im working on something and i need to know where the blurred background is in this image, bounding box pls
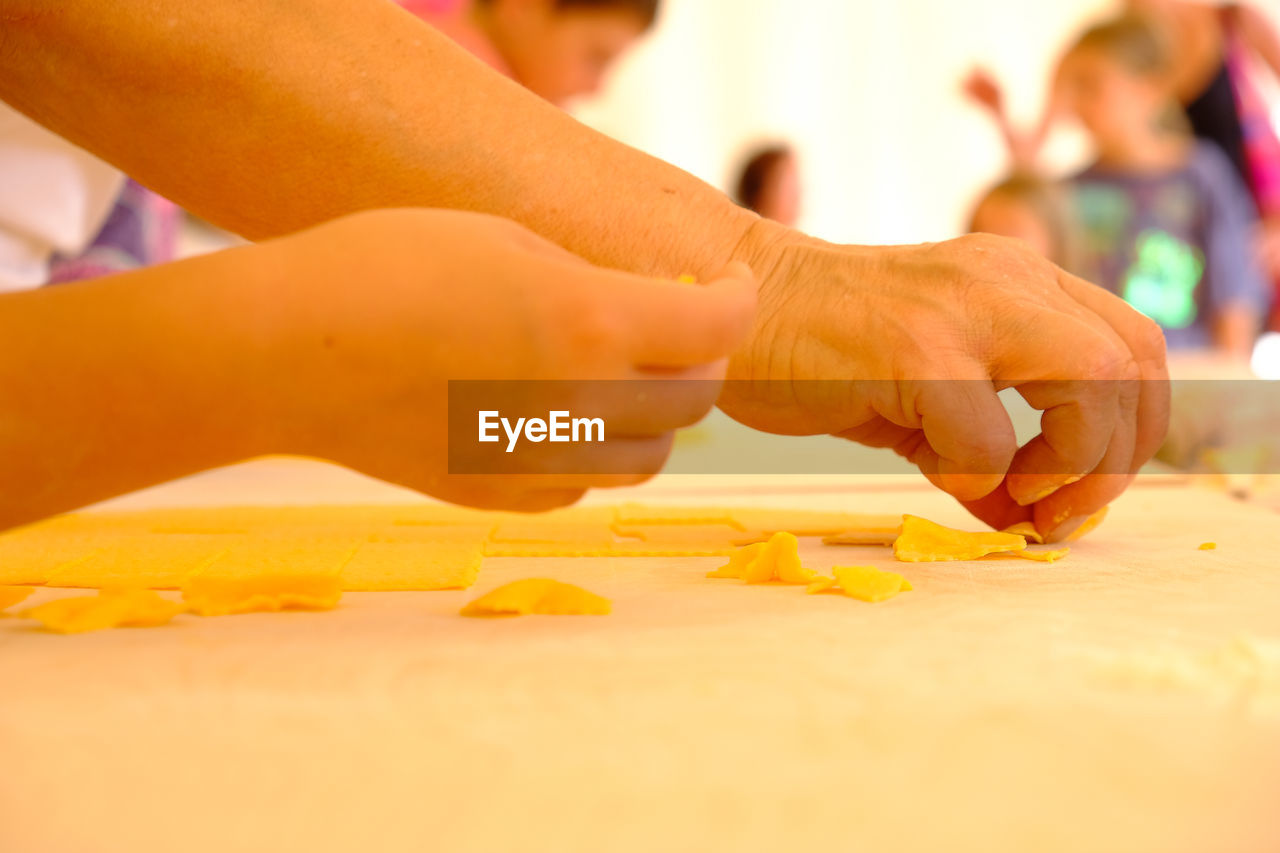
[572,0,1279,244]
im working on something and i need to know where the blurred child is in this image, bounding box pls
[1063,15,1268,356]
[968,172,1073,267]
[970,15,1269,358]
[970,2,1280,330]
[0,105,179,290]
[402,0,657,106]
[733,145,801,228]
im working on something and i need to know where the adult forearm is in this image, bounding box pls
[0,246,275,529]
[0,0,755,280]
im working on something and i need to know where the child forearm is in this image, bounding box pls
[1213,306,1262,361]
[0,0,755,282]
[0,245,277,530]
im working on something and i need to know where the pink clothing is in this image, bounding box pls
[396,0,514,79]
[1225,25,1280,217]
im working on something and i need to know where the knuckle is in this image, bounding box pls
[562,298,626,359]
[1076,337,1132,380]
[1133,315,1168,362]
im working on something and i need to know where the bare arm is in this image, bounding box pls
[0,244,275,528]
[962,65,1065,171]
[0,209,757,530]
[0,0,1171,539]
[0,0,754,281]
[1213,304,1262,361]
[1236,3,1280,82]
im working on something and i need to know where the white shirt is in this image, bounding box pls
[0,104,124,291]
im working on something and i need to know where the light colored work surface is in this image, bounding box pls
[3,460,1278,853]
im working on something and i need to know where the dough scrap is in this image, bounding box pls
[833,566,913,602]
[0,585,34,612]
[460,578,611,616]
[893,515,1026,562]
[805,576,838,595]
[1000,521,1045,545]
[707,542,764,578]
[22,588,185,634]
[178,540,358,612]
[1013,547,1071,563]
[707,533,820,584]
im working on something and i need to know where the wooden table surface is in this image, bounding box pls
[3,459,1278,853]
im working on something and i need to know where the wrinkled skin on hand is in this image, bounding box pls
[722,225,1170,542]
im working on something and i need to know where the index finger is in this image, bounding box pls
[1033,271,1170,539]
[1055,270,1170,466]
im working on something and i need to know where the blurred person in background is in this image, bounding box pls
[0,0,657,293]
[968,0,1280,329]
[0,109,179,290]
[967,172,1075,267]
[401,0,657,106]
[968,15,1268,359]
[733,144,802,227]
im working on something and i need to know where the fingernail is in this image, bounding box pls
[1047,514,1089,542]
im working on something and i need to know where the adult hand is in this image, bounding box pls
[257,209,757,512]
[721,224,1170,541]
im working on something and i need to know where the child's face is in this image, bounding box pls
[1060,48,1165,144]
[970,194,1055,260]
[489,2,648,106]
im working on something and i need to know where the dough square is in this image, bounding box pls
[45,535,232,589]
[339,541,484,590]
[0,535,108,585]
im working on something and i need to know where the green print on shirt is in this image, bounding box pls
[1122,229,1204,329]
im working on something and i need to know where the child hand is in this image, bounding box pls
[254,209,757,511]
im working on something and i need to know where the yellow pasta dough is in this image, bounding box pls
[182,572,344,617]
[614,504,739,528]
[460,579,611,616]
[834,566,913,602]
[1000,521,1045,545]
[706,533,820,584]
[340,541,483,590]
[0,585,34,612]
[22,588,186,634]
[821,527,901,546]
[805,567,913,602]
[1013,547,1071,563]
[893,515,1027,562]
